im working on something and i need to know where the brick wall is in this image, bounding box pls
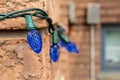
[0,0,66,80]
[66,0,120,80]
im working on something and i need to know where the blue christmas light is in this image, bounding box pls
[50,30,60,62]
[59,40,80,54]
[59,40,66,47]
[25,15,42,54]
[50,44,60,62]
[59,27,65,32]
[58,30,80,54]
[65,41,80,54]
[27,30,42,53]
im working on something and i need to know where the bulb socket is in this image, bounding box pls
[25,15,37,31]
[58,31,70,43]
[52,30,59,44]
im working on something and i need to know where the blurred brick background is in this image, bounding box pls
[64,0,120,80]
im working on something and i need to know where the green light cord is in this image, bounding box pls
[0,8,56,34]
[0,12,48,19]
[58,31,70,43]
[31,11,47,16]
[0,8,48,20]
[0,13,30,18]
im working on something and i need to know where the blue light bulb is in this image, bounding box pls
[60,27,65,33]
[59,40,66,47]
[58,27,80,54]
[27,30,42,53]
[65,41,80,54]
[50,44,60,62]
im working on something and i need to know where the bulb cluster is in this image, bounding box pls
[0,8,80,62]
[49,25,80,62]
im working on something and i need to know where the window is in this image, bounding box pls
[101,24,120,71]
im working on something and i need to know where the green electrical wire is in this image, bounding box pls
[0,8,48,20]
[0,8,55,34]
[0,12,47,19]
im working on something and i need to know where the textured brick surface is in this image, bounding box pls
[0,37,49,80]
[0,0,64,80]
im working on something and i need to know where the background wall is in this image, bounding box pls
[0,0,68,80]
[66,0,120,80]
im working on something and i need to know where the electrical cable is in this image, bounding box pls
[0,8,54,34]
[0,8,48,20]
